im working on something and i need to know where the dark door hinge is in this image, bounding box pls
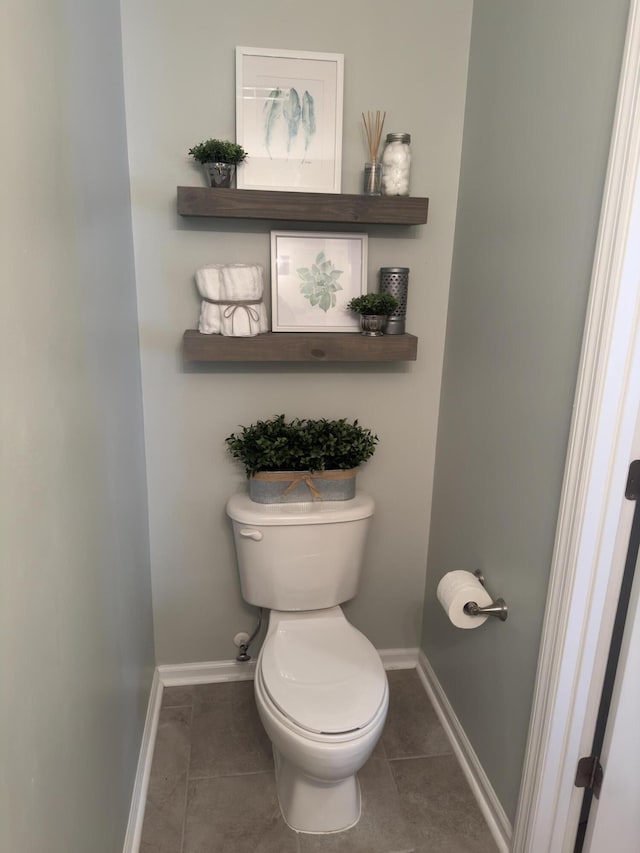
[575,755,604,799]
[625,460,640,500]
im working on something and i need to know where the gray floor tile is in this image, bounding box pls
[298,758,414,853]
[139,772,187,853]
[140,706,192,852]
[191,678,253,707]
[183,772,299,853]
[150,706,192,778]
[390,755,498,853]
[143,669,500,853]
[189,681,273,777]
[162,685,194,708]
[382,670,452,759]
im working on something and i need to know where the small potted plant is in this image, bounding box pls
[188,138,248,188]
[346,292,399,336]
[226,414,378,503]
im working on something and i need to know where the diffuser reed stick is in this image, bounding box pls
[362,110,386,165]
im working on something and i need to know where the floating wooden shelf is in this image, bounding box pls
[177,187,428,226]
[179,187,424,365]
[183,330,418,363]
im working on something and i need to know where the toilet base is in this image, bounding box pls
[273,746,361,834]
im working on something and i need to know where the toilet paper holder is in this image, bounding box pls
[463,571,508,622]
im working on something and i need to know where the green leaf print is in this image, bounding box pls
[297,252,344,313]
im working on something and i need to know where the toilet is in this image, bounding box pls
[226,492,388,834]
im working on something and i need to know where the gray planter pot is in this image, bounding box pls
[359,314,388,336]
[249,469,357,503]
[203,162,236,188]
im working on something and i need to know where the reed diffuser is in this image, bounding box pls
[362,110,386,195]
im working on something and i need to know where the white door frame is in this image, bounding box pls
[583,464,640,848]
[512,0,640,849]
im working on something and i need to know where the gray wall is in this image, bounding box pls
[120,0,473,664]
[0,1,154,851]
[421,0,630,822]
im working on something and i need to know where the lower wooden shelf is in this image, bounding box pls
[182,330,418,362]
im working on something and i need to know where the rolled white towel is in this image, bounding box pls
[198,300,221,334]
[219,301,269,336]
[220,264,263,299]
[195,265,223,300]
[256,301,269,334]
[220,265,267,336]
[194,263,269,336]
[196,265,223,334]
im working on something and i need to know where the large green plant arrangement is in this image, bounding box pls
[188,138,248,165]
[226,414,378,477]
[346,293,398,316]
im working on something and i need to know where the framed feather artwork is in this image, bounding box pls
[235,47,344,193]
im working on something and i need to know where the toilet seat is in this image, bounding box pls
[259,613,386,735]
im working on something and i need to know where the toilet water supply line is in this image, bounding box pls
[236,607,264,662]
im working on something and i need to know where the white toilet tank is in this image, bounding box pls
[226,493,375,611]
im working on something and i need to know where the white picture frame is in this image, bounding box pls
[236,46,344,193]
[270,231,367,332]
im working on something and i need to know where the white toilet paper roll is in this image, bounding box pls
[437,570,494,629]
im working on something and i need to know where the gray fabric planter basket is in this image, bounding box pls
[249,469,357,504]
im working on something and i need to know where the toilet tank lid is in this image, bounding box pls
[226,492,374,526]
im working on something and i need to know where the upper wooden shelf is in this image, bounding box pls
[183,330,418,363]
[177,187,429,226]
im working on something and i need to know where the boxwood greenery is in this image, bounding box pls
[346,293,398,316]
[188,138,248,165]
[226,414,378,477]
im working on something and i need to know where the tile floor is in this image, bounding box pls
[140,669,498,853]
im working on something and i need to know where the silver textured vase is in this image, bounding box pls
[380,267,409,334]
[360,315,387,336]
[203,162,236,188]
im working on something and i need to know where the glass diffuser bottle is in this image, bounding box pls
[362,110,386,195]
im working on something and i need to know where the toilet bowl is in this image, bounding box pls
[225,492,388,833]
[254,608,388,833]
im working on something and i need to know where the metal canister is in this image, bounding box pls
[379,267,410,334]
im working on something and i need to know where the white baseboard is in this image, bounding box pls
[158,658,256,686]
[157,647,419,687]
[378,647,419,669]
[416,650,512,853]
[122,668,163,853]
